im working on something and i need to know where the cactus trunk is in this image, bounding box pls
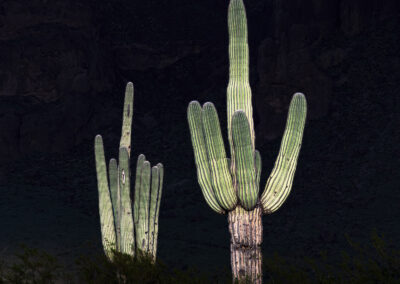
[228,206,263,284]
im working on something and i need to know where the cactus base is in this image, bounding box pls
[228,205,263,283]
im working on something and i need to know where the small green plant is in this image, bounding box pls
[94,82,164,262]
[187,1,306,283]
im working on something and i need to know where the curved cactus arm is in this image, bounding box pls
[108,158,121,251]
[120,82,134,155]
[118,146,135,256]
[260,93,307,214]
[187,101,225,214]
[202,102,237,211]
[255,150,261,191]
[135,160,151,253]
[152,163,163,260]
[94,135,116,260]
[227,0,255,169]
[231,110,258,210]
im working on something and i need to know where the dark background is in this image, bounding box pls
[0,0,399,276]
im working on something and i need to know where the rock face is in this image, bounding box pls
[0,0,114,160]
[253,0,399,142]
[0,0,210,162]
[0,0,399,161]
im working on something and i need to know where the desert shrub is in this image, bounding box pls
[0,229,399,283]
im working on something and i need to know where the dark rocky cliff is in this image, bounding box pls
[1,0,398,159]
[0,0,399,275]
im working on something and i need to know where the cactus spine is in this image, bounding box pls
[94,82,164,262]
[187,0,307,283]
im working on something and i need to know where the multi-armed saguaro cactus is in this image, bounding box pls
[94,82,164,262]
[187,1,307,283]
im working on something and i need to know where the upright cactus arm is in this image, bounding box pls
[231,110,258,210]
[108,158,121,251]
[94,135,117,259]
[133,154,164,260]
[202,102,237,210]
[151,163,163,260]
[135,158,151,252]
[261,93,307,214]
[227,0,255,160]
[118,146,135,255]
[120,82,134,155]
[255,150,261,192]
[187,101,225,214]
[148,163,163,260]
[134,154,146,225]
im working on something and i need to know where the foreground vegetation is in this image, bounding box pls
[0,229,399,284]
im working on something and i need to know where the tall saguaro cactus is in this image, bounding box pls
[94,82,164,262]
[187,1,307,283]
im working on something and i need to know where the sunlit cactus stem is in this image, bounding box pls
[94,134,117,260]
[134,155,164,258]
[94,82,163,262]
[187,0,307,283]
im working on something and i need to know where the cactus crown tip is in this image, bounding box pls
[119,146,129,151]
[293,92,305,97]
[203,101,215,108]
[188,100,200,110]
[233,109,246,115]
[95,135,103,143]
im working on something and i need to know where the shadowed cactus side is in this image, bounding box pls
[187,0,307,283]
[94,82,164,262]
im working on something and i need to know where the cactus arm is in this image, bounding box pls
[120,82,134,155]
[148,164,163,260]
[231,110,258,210]
[152,163,163,260]
[187,101,225,214]
[94,135,116,259]
[202,102,237,210]
[227,0,255,166]
[136,160,151,253]
[108,158,121,251]
[255,150,261,190]
[134,154,146,226]
[260,93,307,213]
[148,165,159,255]
[118,146,135,255]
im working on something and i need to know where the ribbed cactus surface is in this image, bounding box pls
[94,135,116,260]
[94,82,163,262]
[188,0,307,217]
[260,93,306,213]
[134,154,164,256]
[187,0,307,282]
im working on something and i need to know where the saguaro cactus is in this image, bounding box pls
[187,1,307,283]
[94,82,164,262]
